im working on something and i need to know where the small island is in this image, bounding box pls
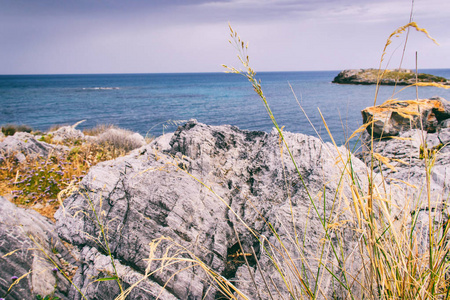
[332,68,450,85]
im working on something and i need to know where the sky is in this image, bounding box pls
[0,0,449,74]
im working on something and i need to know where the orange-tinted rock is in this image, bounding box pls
[361,97,450,137]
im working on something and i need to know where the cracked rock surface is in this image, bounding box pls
[56,120,370,299]
[0,132,68,163]
[0,196,74,299]
[360,127,450,198]
[361,97,450,137]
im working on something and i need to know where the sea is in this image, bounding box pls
[1,69,450,150]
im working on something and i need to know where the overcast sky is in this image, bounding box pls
[1,0,449,74]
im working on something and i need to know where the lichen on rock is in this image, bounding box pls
[361,96,450,137]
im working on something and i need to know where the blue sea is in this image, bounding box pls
[1,70,450,149]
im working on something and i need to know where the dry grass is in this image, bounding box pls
[134,22,450,299]
[83,124,117,136]
[4,18,449,300]
[94,127,146,156]
[0,125,144,219]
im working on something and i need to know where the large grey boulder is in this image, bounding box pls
[56,120,371,299]
[0,132,68,163]
[67,246,178,300]
[0,196,75,299]
[433,96,450,121]
[442,119,450,128]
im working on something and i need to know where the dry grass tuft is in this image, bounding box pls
[83,124,117,136]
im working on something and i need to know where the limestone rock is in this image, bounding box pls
[68,246,178,300]
[49,125,85,143]
[360,127,450,197]
[150,132,173,151]
[0,132,68,163]
[56,120,370,299]
[441,118,450,128]
[432,96,450,121]
[361,98,450,137]
[0,196,74,299]
[358,127,450,259]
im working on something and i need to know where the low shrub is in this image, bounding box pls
[95,127,146,156]
[83,124,116,136]
[1,124,33,136]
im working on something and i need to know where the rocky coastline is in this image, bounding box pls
[1,97,450,299]
[333,68,450,85]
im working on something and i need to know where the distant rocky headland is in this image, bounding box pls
[333,68,450,85]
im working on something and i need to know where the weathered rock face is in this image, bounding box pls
[0,132,68,163]
[49,125,85,143]
[332,69,366,84]
[361,97,450,137]
[358,125,450,257]
[442,119,450,128]
[359,96,450,214]
[55,120,369,299]
[0,196,75,299]
[333,68,450,85]
[361,127,450,197]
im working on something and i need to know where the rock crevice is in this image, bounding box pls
[54,120,367,299]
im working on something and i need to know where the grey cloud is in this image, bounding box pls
[0,0,232,16]
[0,0,448,74]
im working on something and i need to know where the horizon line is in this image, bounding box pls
[1,67,450,76]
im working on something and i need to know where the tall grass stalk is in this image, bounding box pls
[220,22,449,299]
[112,22,450,299]
[35,22,449,300]
[83,191,124,294]
[27,233,88,300]
[132,22,450,298]
[224,25,361,298]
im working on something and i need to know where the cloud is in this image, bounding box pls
[0,0,448,74]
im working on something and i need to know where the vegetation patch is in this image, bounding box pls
[0,125,146,219]
[1,124,33,136]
